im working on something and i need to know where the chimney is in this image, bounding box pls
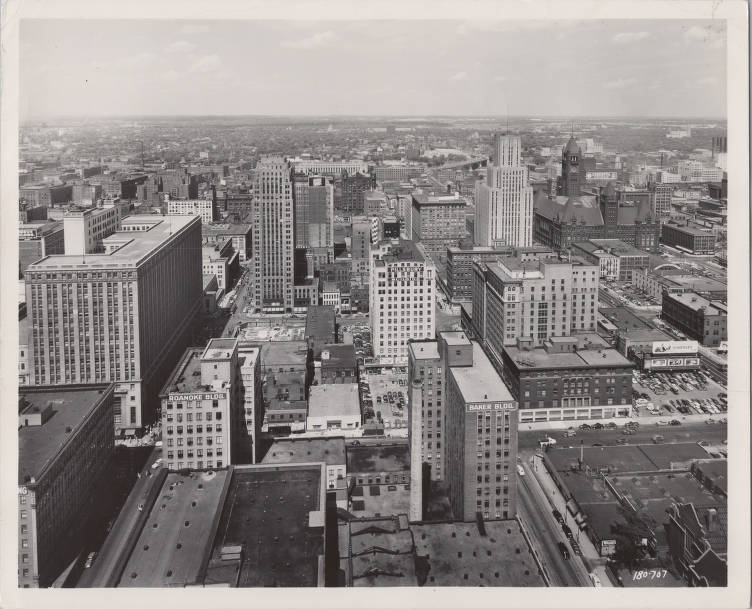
[705,508,717,532]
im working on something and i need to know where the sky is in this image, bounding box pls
[20,19,727,119]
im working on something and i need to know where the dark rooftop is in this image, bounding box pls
[262,437,346,467]
[376,239,426,264]
[205,464,325,587]
[305,306,336,348]
[346,440,410,474]
[320,343,357,369]
[599,307,656,332]
[260,341,309,367]
[19,385,112,485]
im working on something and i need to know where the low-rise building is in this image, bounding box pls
[202,222,252,261]
[501,333,633,423]
[321,281,341,313]
[18,220,65,275]
[18,384,115,588]
[202,239,239,291]
[662,292,727,347]
[665,503,727,587]
[571,239,650,282]
[261,372,307,435]
[661,222,716,255]
[167,197,215,224]
[316,344,358,385]
[307,384,361,432]
[305,305,336,359]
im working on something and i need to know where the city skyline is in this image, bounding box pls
[21,19,727,120]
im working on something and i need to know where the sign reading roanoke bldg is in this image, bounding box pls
[168,392,226,402]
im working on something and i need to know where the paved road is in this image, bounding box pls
[77,449,163,587]
[519,421,727,451]
[517,470,589,587]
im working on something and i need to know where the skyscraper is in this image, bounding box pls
[293,174,334,269]
[252,157,295,313]
[24,215,203,433]
[474,134,533,248]
[370,239,435,363]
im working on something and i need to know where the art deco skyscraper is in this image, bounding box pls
[474,134,533,248]
[252,157,295,313]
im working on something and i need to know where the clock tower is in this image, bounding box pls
[558,136,582,197]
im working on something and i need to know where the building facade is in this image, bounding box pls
[445,245,512,302]
[474,134,534,248]
[501,335,633,423]
[63,206,122,255]
[160,338,249,470]
[167,198,215,225]
[24,215,203,433]
[370,240,435,363]
[446,342,518,521]
[411,192,467,251]
[18,221,65,275]
[661,222,717,255]
[293,159,369,176]
[662,292,727,347]
[18,384,115,588]
[471,255,599,367]
[340,172,375,214]
[293,174,334,268]
[252,157,295,313]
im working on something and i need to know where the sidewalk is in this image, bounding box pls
[524,453,613,587]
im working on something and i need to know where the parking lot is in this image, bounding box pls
[358,365,409,430]
[338,321,373,364]
[602,280,660,308]
[632,368,728,418]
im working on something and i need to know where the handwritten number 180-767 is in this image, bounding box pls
[632,569,668,581]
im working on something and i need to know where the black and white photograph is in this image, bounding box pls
[1,1,749,608]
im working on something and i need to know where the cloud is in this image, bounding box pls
[612,31,650,44]
[683,24,725,49]
[449,71,467,82]
[281,30,336,49]
[121,52,157,69]
[189,54,222,74]
[167,40,196,54]
[457,20,580,36]
[604,77,638,89]
[179,23,210,35]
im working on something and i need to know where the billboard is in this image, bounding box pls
[644,357,700,370]
[652,340,699,355]
[168,392,226,402]
[601,539,617,556]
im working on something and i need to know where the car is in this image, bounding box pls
[562,524,573,539]
[579,423,591,430]
[705,418,716,425]
[699,440,709,447]
[557,541,571,560]
[592,443,603,447]
[617,438,627,445]
[151,458,163,469]
[517,464,525,477]
[670,419,681,426]
[606,422,617,429]
[652,435,665,444]
[656,420,669,426]
[570,541,582,556]
[592,423,604,430]
[84,551,97,569]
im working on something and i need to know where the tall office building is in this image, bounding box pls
[474,134,533,248]
[24,215,203,433]
[160,338,252,470]
[351,218,372,284]
[649,182,673,217]
[293,174,334,268]
[18,384,115,588]
[445,340,518,521]
[252,157,295,313]
[370,240,435,363]
[471,254,599,365]
[341,172,374,215]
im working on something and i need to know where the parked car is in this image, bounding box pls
[84,551,97,569]
[557,541,571,560]
[670,419,682,426]
[579,423,591,430]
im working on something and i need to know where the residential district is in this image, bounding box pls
[17,117,729,589]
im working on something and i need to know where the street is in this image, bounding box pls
[517,468,591,587]
[518,420,727,451]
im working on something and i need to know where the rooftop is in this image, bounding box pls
[663,222,715,236]
[599,307,656,332]
[161,348,205,395]
[308,384,360,418]
[578,239,649,257]
[440,331,472,347]
[260,340,309,366]
[118,470,229,588]
[377,239,426,264]
[19,385,112,485]
[262,437,346,467]
[449,343,515,404]
[667,291,726,314]
[204,464,325,587]
[346,439,410,473]
[202,338,237,360]
[409,340,440,361]
[28,215,199,270]
[320,344,357,369]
